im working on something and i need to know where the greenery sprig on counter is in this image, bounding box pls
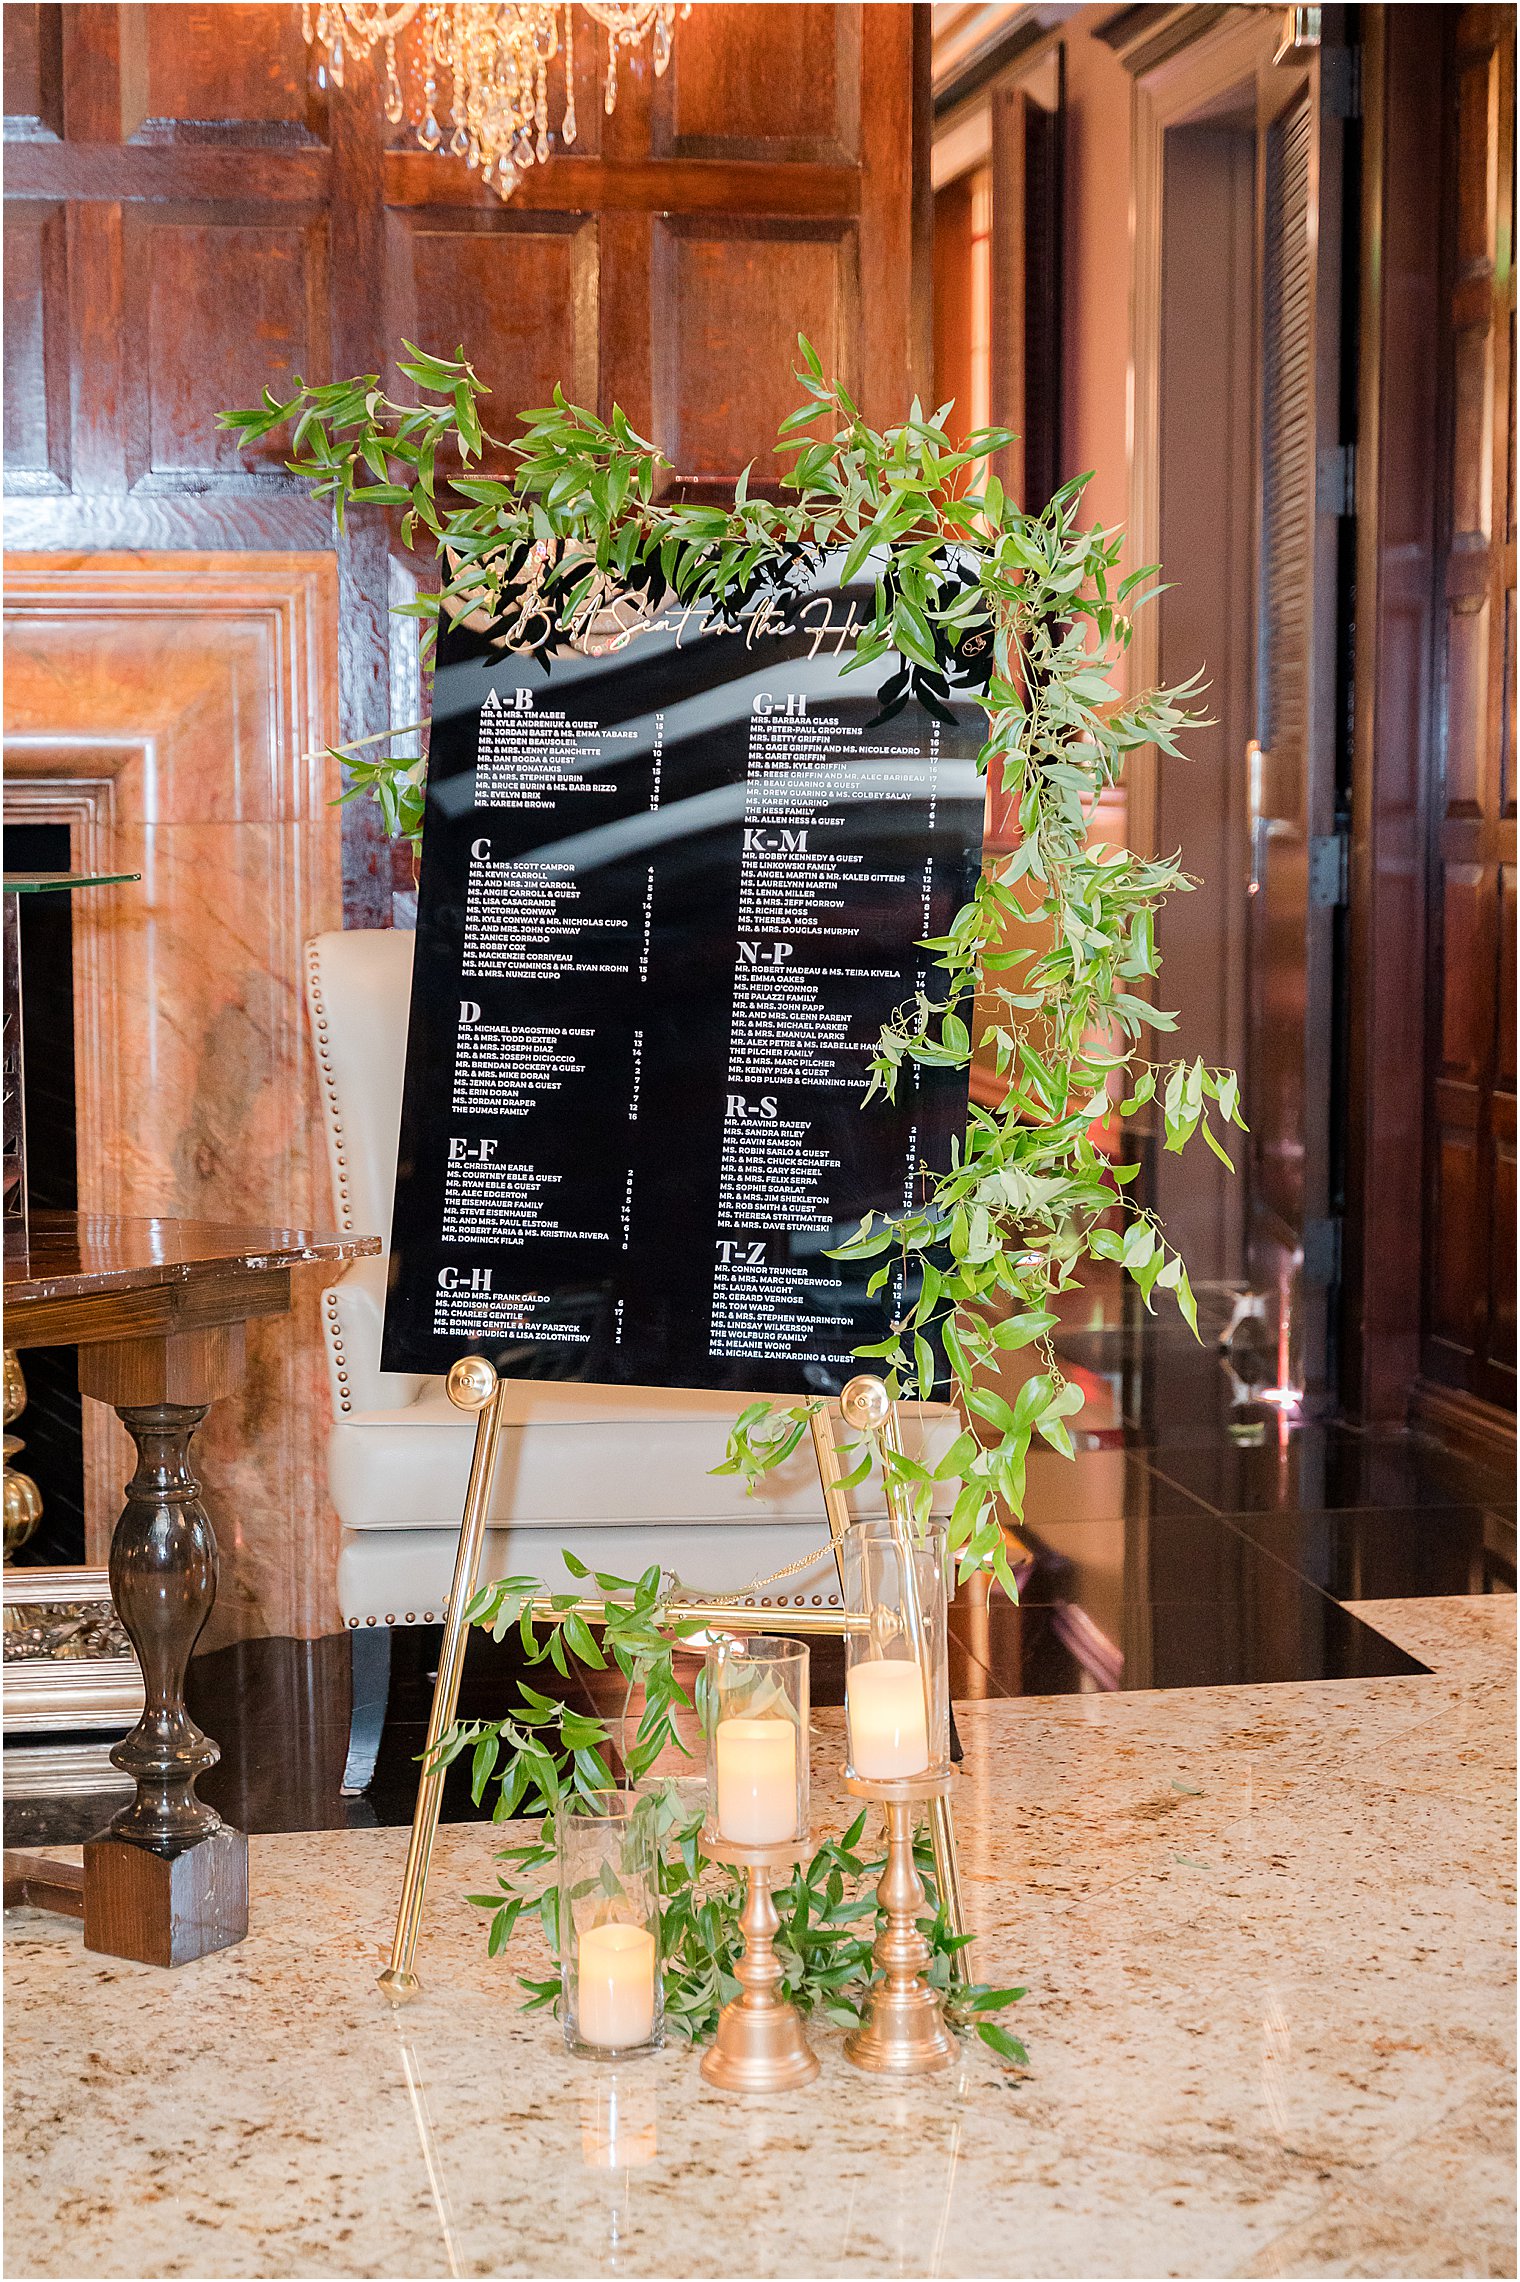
[223,337,1241,1588]
[496,1794,1028,2065]
[435,1553,1026,2063]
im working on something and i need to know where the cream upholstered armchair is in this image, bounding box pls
[304,928,962,1791]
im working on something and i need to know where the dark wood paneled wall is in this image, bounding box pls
[1345,4,1516,1438]
[4,1,926,922]
[1420,2,1516,1423]
[1343,5,1444,1423]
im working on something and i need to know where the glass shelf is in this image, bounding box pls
[3,873,141,895]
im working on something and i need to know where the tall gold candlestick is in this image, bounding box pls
[700,1835,819,2093]
[843,1768,958,2074]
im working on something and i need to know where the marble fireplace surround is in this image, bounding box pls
[3,550,347,1646]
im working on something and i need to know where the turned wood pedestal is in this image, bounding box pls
[3,1214,378,1966]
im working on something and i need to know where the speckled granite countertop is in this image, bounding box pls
[5,1595,1514,2280]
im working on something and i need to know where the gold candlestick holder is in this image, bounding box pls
[843,1767,959,2075]
[700,1834,819,2093]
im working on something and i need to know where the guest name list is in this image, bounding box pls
[382,584,984,1394]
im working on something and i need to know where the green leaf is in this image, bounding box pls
[967,1384,1015,1433]
[967,1983,1027,2012]
[562,1612,605,1668]
[991,1308,1059,1349]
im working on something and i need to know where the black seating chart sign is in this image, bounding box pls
[381,572,986,1395]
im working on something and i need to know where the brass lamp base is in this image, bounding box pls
[700,1834,819,2094]
[4,1350,43,1560]
[843,1768,959,2075]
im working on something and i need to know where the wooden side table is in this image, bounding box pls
[3,1212,379,1966]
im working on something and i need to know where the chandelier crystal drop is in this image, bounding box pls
[301,2,689,200]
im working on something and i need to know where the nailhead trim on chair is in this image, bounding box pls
[304,939,354,1235]
[308,945,361,1420]
[740,1596,843,1610]
[323,1291,354,1416]
[350,1611,443,1627]
[343,1591,846,1631]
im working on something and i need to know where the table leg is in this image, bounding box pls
[81,1393,248,1966]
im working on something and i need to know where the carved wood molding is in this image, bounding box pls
[1409,1376,1518,1466]
[1099,6,1233,77]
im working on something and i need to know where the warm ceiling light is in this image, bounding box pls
[301,3,689,201]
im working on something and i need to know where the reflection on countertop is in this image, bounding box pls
[5,1594,1514,2280]
[4,1288,1513,1851]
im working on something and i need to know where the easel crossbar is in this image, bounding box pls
[526,1594,869,1634]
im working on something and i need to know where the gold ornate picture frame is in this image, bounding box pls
[2,1565,143,1736]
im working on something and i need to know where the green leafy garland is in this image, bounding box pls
[225,341,1237,2049]
[224,336,1239,1594]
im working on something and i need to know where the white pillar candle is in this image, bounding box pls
[714,1715,798,1843]
[577,1922,657,2049]
[847,1658,931,1778]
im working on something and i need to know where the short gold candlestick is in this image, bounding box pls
[700,1835,819,2093]
[843,1768,958,2075]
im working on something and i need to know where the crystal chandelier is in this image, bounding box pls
[301,4,689,201]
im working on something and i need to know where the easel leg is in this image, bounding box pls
[379,1359,509,2004]
[928,1791,966,1953]
[808,1403,853,1589]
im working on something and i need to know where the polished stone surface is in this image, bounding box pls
[3,1439,1507,1857]
[5,1594,1513,2279]
[8,1429,1507,1847]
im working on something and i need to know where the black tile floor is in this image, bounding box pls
[4,1305,1513,1843]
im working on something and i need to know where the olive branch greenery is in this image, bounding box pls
[223,336,1237,2049]
[222,332,1240,1595]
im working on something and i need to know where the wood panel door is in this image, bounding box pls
[1420,3,1517,1423]
[929,44,1062,513]
[3,2,926,923]
[1242,38,1351,1409]
[1152,111,1256,1288]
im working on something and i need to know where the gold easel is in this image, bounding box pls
[378,1359,968,2002]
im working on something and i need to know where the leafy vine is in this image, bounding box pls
[224,336,1240,1596]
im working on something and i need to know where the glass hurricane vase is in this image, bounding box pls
[840,1517,950,1782]
[558,1792,664,2061]
[703,1633,810,1849]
